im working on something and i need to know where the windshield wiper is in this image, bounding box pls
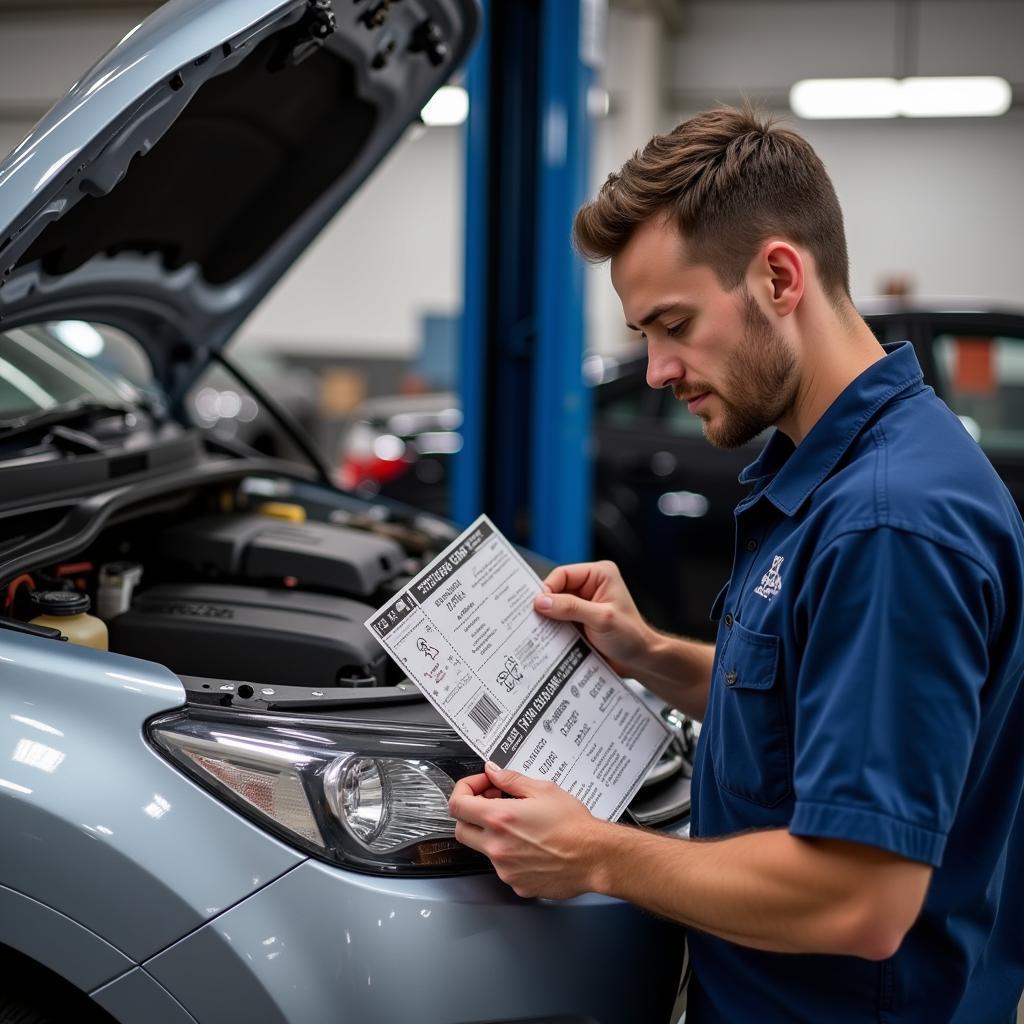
[0,397,139,441]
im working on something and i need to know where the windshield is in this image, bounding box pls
[0,322,156,422]
[0,320,321,466]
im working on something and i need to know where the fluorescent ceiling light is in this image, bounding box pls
[790,76,1012,119]
[900,76,1011,117]
[420,86,469,127]
[791,78,900,119]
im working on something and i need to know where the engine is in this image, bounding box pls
[1,479,461,693]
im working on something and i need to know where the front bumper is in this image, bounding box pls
[128,858,685,1024]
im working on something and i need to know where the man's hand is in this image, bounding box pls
[448,762,605,899]
[534,560,715,720]
[533,561,656,678]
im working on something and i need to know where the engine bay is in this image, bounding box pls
[1,474,459,694]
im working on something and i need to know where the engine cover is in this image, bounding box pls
[158,515,405,598]
[109,583,389,688]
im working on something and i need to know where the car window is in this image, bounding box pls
[866,318,911,345]
[187,358,314,464]
[593,362,662,430]
[599,389,650,428]
[0,321,157,419]
[932,332,1024,454]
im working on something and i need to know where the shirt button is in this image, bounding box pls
[724,613,733,627]
[746,539,758,552]
[725,670,738,685]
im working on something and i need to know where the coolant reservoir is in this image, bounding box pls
[96,561,143,621]
[29,591,109,651]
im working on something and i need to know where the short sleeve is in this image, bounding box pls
[788,527,996,866]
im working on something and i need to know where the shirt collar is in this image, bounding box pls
[738,341,925,516]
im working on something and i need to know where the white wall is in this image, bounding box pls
[798,113,1024,303]
[663,0,1024,305]
[0,12,142,164]
[586,5,665,358]
[237,124,464,358]
[666,0,1023,96]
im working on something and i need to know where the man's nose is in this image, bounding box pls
[646,342,682,391]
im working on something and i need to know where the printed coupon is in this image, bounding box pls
[364,514,672,821]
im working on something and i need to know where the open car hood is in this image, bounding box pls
[0,0,477,401]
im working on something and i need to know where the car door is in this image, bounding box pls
[915,313,1024,514]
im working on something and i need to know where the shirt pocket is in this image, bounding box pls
[711,619,792,808]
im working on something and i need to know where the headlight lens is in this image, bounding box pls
[148,708,487,875]
[338,758,387,846]
[328,757,456,854]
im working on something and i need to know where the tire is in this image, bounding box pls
[0,964,113,1024]
[0,993,64,1024]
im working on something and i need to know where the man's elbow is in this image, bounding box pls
[847,921,911,962]
[808,841,932,961]
[835,898,920,961]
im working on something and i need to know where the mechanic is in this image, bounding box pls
[448,106,1024,1022]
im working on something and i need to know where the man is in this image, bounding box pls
[448,106,1024,1022]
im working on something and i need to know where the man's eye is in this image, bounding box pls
[666,320,689,338]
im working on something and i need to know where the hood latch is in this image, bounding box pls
[269,0,337,71]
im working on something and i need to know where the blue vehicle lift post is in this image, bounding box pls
[453,0,596,565]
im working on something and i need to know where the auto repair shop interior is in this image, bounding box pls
[0,1,1022,1022]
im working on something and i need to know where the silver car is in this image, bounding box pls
[0,2,690,1021]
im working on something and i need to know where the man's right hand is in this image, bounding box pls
[533,561,657,678]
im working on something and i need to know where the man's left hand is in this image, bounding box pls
[448,762,603,899]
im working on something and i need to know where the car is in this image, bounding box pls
[0,2,692,1023]
[340,301,1024,638]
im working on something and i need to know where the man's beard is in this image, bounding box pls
[678,290,799,449]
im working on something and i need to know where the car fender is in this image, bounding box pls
[0,882,133,991]
[0,630,304,964]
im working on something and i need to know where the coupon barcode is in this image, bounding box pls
[468,692,501,733]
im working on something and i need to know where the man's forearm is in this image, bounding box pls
[628,631,714,720]
[583,823,929,960]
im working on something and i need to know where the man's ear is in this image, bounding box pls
[752,240,804,317]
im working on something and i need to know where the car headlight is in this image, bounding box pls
[148,708,488,875]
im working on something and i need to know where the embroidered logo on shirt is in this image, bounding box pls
[754,555,784,600]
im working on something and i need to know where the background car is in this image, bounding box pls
[339,301,1024,636]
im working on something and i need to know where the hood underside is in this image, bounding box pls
[0,0,477,399]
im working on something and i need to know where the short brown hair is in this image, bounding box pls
[573,105,850,301]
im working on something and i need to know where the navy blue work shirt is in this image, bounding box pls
[686,342,1024,1023]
